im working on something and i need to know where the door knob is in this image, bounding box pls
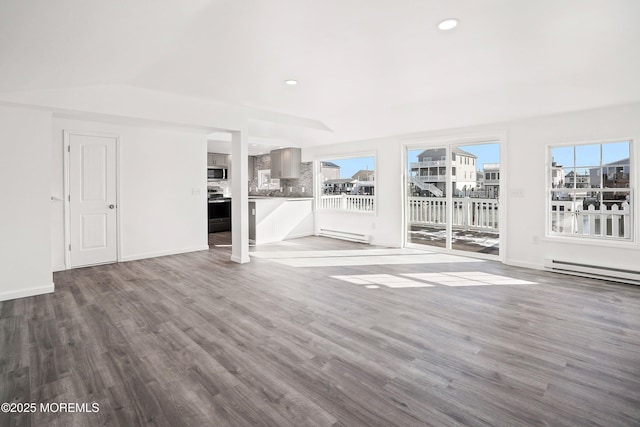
[109,204,115,209]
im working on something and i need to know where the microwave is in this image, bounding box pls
[208,167,228,180]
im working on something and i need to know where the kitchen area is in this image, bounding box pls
[207,147,314,247]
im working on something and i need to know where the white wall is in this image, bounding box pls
[0,106,53,301]
[52,118,208,269]
[305,103,640,271]
[505,104,640,270]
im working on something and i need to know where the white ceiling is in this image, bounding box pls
[2,0,640,148]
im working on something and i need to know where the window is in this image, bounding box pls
[549,140,632,240]
[257,170,279,190]
[318,155,375,212]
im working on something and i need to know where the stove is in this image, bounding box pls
[208,192,231,232]
[208,188,225,199]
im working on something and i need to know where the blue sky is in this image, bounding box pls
[408,142,500,171]
[328,157,375,179]
[325,141,628,178]
[456,143,500,169]
[551,141,629,168]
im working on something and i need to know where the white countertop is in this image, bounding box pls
[248,197,313,201]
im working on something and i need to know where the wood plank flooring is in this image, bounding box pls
[1,235,640,426]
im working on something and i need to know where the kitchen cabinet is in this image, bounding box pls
[207,153,229,167]
[270,147,301,179]
[249,201,256,241]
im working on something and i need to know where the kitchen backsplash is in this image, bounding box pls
[249,154,313,198]
[207,180,232,197]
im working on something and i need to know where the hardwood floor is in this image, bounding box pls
[1,236,640,426]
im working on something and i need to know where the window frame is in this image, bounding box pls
[546,139,634,244]
[315,152,377,215]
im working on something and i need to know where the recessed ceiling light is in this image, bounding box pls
[438,18,458,31]
[284,79,298,86]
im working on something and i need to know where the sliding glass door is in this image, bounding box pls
[406,141,501,257]
[406,146,448,248]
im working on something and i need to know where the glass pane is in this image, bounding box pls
[451,143,499,255]
[575,144,600,168]
[550,190,572,202]
[550,163,565,188]
[580,192,600,211]
[602,191,631,209]
[576,167,597,188]
[603,165,630,188]
[407,147,447,248]
[551,146,574,168]
[318,156,375,211]
[562,168,574,188]
[550,191,579,235]
[601,191,631,238]
[551,190,573,205]
[602,141,630,165]
[574,191,599,237]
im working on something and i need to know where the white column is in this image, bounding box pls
[230,130,250,263]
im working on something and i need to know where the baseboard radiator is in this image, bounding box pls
[318,229,370,244]
[544,259,640,285]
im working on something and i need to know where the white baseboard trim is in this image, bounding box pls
[504,259,544,270]
[52,264,66,272]
[0,283,55,302]
[120,245,210,262]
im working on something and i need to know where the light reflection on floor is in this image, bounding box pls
[251,248,427,259]
[403,272,537,287]
[332,272,537,289]
[251,246,535,288]
[331,274,435,288]
[250,249,485,267]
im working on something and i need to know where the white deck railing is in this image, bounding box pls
[550,201,630,239]
[414,175,447,182]
[410,160,446,168]
[408,197,499,230]
[319,195,630,238]
[319,194,375,212]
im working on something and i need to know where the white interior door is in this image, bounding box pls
[67,132,118,268]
